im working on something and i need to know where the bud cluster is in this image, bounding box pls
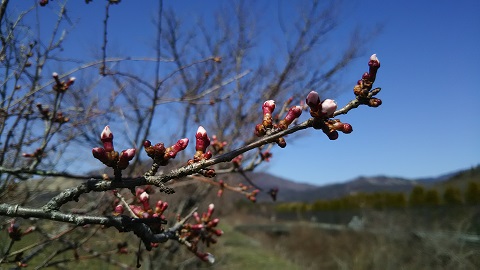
[353,54,382,107]
[187,126,215,177]
[144,138,189,166]
[52,72,75,93]
[305,91,338,119]
[231,154,243,168]
[92,126,136,173]
[210,135,227,154]
[215,180,260,202]
[7,220,35,241]
[255,100,302,148]
[113,188,168,235]
[179,204,222,263]
[305,91,352,140]
[260,151,273,162]
[36,104,69,124]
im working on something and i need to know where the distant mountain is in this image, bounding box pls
[283,176,417,202]
[247,165,479,203]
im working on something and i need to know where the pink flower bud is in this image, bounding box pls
[306,91,321,111]
[167,138,189,158]
[195,126,210,152]
[321,99,337,118]
[203,150,212,159]
[193,212,201,223]
[191,224,204,230]
[204,253,215,264]
[92,147,107,162]
[213,229,223,237]
[138,191,149,202]
[369,54,380,67]
[368,98,382,107]
[114,204,124,216]
[117,148,136,169]
[362,72,370,80]
[144,140,151,147]
[368,54,380,78]
[155,201,168,215]
[101,126,114,152]
[283,106,302,125]
[262,100,275,115]
[209,218,220,227]
[206,203,215,219]
[342,123,353,134]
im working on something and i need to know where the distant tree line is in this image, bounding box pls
[276,182,480,212]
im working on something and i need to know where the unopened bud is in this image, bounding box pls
[114,204,124,216]
[117,148,136,169]
[282,106,302,127]
[100,126,114,152]
[368,98,382,107]
[342,123,353,134]
[276,137,287,148]
[262,100,276,115]
[195,126,210,152]
[306,91,321,111]
[321,99,337,118]
[327,130,339,140]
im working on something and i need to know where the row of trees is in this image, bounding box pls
[276,182,480,212]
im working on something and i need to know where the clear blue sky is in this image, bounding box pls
[14,1,480,185]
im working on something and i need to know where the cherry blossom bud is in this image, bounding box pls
[368,54,381,79]
[362,72,370,81]
[209,218,220,227]
[276,137,286,148]
[114,204,124,216]
[203,150,213,159]
[327,130,339,140]
[204,253,215,264]
[155,201,168,215]
[254,124,266,137]
[212,229,224,237]
[321,99,337,118]
[144,140,151,147]
[167,138,189,158]
[342,123,353,134]
[92,147,107,162]
[193,212,201,223]
[306,91,321,111]
[368,98,382,107]
[206,203,215,219]
[130,205,149,218]
[100,126,114,152]
[117,148,136,169]
[262,100,275,115]
[138,191,149,202]
[195,126,210,152]
[369,54,380,68]
[66,77,76,87]
[280,106,302,129]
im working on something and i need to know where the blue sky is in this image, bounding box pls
[267,0,480,184]
[12,1,480,185]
